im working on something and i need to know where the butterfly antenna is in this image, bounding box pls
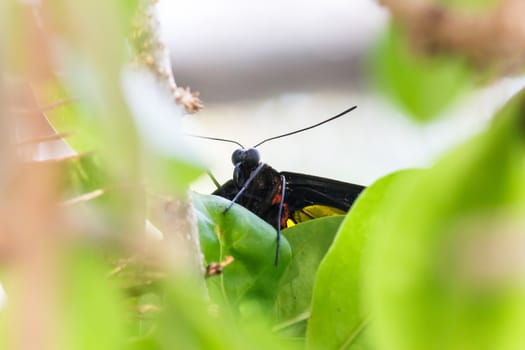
[186,134,245,149]
[252,105,357,148]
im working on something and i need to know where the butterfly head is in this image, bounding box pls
[232,148,260,167]
[232,148,261,186]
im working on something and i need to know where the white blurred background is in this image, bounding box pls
[158,0,523,192]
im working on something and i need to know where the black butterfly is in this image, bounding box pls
[193,106,365,265]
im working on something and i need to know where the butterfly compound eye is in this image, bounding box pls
[244,148,260,166]
[231,149,244,165]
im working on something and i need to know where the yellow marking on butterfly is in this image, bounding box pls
[288,205,346,227]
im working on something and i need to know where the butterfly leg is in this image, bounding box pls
[223,162,265,213]
[275,174,286,266]
[207,171,221,189]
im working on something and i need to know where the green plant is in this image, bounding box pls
[2,1,525,349]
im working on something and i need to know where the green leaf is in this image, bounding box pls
[346,328,376,350]
[36,73,205,196]
[32,2,204,196]
[306,170,422,350]
[439,0,499,10]
[133,277,294,350]
[38,0,205,194]
[193,193,292,320]
[62,153,110,195]
[59,249,128,350]
[274,216,344,332]
[30,80,99,154]
[370,25,473,122]
[42,0,141,180]
[365,88,525,350]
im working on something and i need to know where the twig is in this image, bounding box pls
[17,132,72,145]
[205,256,234,278]
[61,189,105,206]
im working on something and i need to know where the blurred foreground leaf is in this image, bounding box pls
[32,80,100,154]
[59,249,128,350]
[365,89,525,350]
[440,0,499,10]
[122,70,205,194]
[371,25,473,121]
[131,278,293,350]
[61,153,109,195]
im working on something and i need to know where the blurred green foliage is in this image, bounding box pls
[370,25,473,121]
[439,0,499,10]
[2,0,525,349]
[365,90,525,350]
[58,250,129,350]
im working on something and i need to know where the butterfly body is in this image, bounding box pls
[213,162,284,228]
[213,147,365,229]
[201,106,362,264]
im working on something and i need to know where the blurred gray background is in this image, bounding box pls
[158,0,523,192]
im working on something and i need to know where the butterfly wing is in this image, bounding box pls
[212,179,237,199]
[281,171,365,225]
